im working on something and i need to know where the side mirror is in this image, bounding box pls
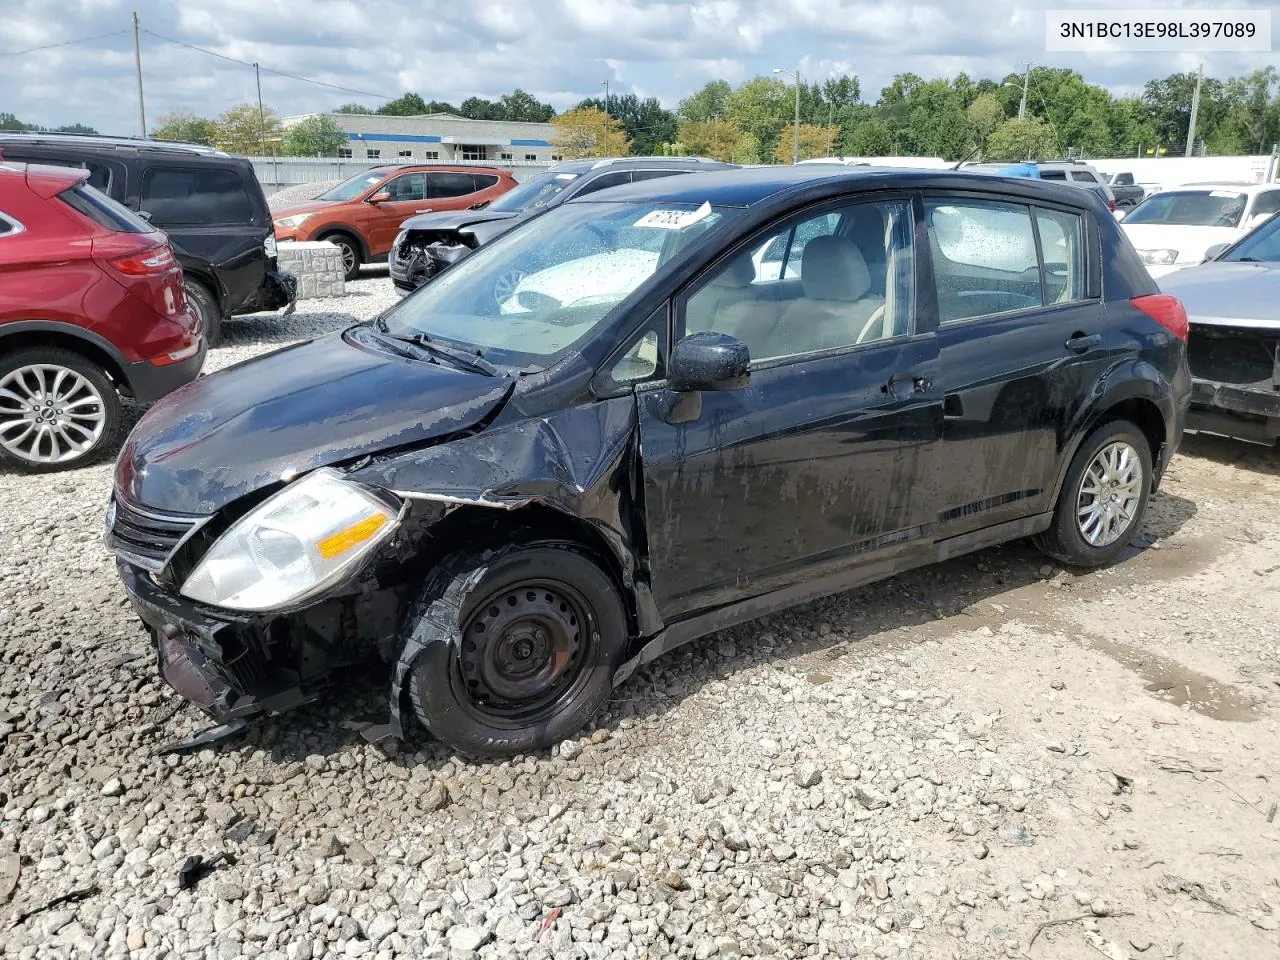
[668,332,750,393]
[368,191,391,204]
[1203,242,1231,262]
[137,210,153,222]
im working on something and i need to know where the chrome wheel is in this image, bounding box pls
[1076,441,1144,547]
[338,241,357,276]
[492,270,524,305]
[0,364,108,464]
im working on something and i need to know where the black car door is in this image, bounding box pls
[133,162,268,313]
[923,194,1110,539]
[637,195,943,620]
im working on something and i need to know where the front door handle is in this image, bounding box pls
[1065,332,1101,354]
[884,371,933,397]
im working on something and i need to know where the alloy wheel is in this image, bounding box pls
[0,364,107,464]
[1076,441,1144,547]
[492,270,524,305]
[338,241,357,276]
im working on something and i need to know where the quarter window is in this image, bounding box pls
[684,199,915,363]
[1035,208,1085,303]
[139,167,254,226]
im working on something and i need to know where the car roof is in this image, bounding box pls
[549,157,738,175]
[361,163,511,175]
[1170,182,1273,192]
[564,165,1097,209]
[0,131,233,159]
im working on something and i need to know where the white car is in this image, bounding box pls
[1119,182,1280,278]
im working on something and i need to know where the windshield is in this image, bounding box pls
[1222,212,1280,262]
[487,173,579,213]
[318,169,390,202]
[1124,190,1247,227]
[379,199,736,367]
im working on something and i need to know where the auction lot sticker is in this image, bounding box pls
[1046,9,1271,52]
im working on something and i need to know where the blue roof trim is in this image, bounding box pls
[510,139,552,147]
[347,133,443,143]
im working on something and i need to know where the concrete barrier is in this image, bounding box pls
[277,241,345,299]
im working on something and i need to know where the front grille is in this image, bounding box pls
[106,496,206,571]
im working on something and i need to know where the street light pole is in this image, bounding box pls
[1019,62,1031,120]
[132,11,146,138]
[773,66,801,164]
[601,80,610,157]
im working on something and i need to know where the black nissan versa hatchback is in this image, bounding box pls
[105,166,1191,756]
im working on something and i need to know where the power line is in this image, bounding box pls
[139,28,394,101]
[0,29,129,57]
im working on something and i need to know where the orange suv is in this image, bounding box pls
[272,165,516,279]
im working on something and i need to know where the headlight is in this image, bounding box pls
[181,468,400,611]
[1138,248,1179,265]
[274,213,314,230]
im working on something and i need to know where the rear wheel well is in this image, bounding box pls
[1099,398,1165,467]
[181,271,223,315]
[0,329,129,396]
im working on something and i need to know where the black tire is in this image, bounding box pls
[0,347,121,473]
[407,542,627,757]
[1034,420,1153,568]
[322,233,362,281]
[184,280,222,346]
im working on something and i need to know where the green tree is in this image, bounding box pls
[576,93,676,157]
[334,102,374,114]
[678,80,732,123]
[283,115,346,156]
[771,123,830,163]
[1222,67,1279,153]
[985,116,1059,161]
[842,117,895,155]
[725,75,794,160]
[1142,72,1229,152]
[967,93,1005,159]
[215,104,283,155]
[377,92,429,116]
[55,123,97,134]
[0,112,37,131]
[676,119,758,163]
[152,111,218,146]
[552,106,630,158]
[499,89,555,122]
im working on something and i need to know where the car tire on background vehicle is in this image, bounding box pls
[407,541,628,757]
[321,233,362,281]
[184,280,221,347]
[1034,420,1153,568]
[0,347,121,473]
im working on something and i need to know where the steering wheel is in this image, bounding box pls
[856,303,887,344]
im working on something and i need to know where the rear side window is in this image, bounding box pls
[140,166,254,225]
[1069,170,1099,183]
[925,199,1041,323]
[631,170,685,182]
[428,173,479,198]
[573,171,632,198]
[472,174,499,190]
[1039,170,1068,181]
[59,184,154,233]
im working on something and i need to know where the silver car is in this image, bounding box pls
[1159,212,1280,445]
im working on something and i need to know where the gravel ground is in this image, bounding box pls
[2,269,1278,960]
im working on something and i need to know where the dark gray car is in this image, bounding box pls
[1159,212,1280,445]
[389,156,737,291]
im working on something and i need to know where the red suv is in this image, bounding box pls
[0,163,203,472]
[271,165,517,279]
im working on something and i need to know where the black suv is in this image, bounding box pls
[108,167,1191,756]
[389,156,738,291]
[0,133,295,343]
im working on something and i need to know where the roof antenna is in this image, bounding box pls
[951,147,979,170]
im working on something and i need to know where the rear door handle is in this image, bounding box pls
[1065,333,1101,354]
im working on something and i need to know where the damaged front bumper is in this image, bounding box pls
[1186,323,1280,444]
[389,236,473,292]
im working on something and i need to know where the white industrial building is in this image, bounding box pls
[282,112,561,164]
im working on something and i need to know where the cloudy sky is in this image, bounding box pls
[3,0,1276,133]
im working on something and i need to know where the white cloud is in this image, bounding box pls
[3,0,1277,132]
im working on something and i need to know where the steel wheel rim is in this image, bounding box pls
[1076,441,1143,547]
[493,270,524,304]
[0,364,107,464]
[452,578,594,727]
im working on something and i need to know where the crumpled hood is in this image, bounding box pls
[399,209,519,233]
[116,328,512,515]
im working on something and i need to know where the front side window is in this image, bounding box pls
[318,168,388,201]
[1249,191,1280,218]
[926,199,1042,323]
[379,200,736,368]
[574,172,632,198]
[139,167,254,225]
[684,199,915,362]
[1124,190,1247,227]
[487,173,579,212]
[1223,210,1280,262]
[383,173,427,202]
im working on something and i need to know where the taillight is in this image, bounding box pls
[1107,197,1117,212]
[108,244,175,276]
[1132,293,1188,341]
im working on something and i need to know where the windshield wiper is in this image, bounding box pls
[401,332,503,376]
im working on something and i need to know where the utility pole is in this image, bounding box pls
[792,67,801,164]
[132,11,146,138]
[826,101,834,155]
[1018,62,1031,120]
[1185,63,1203,158]
[601,80,610,157]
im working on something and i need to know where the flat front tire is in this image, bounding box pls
[1035,420,1153,567]
[407,542,628,757]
